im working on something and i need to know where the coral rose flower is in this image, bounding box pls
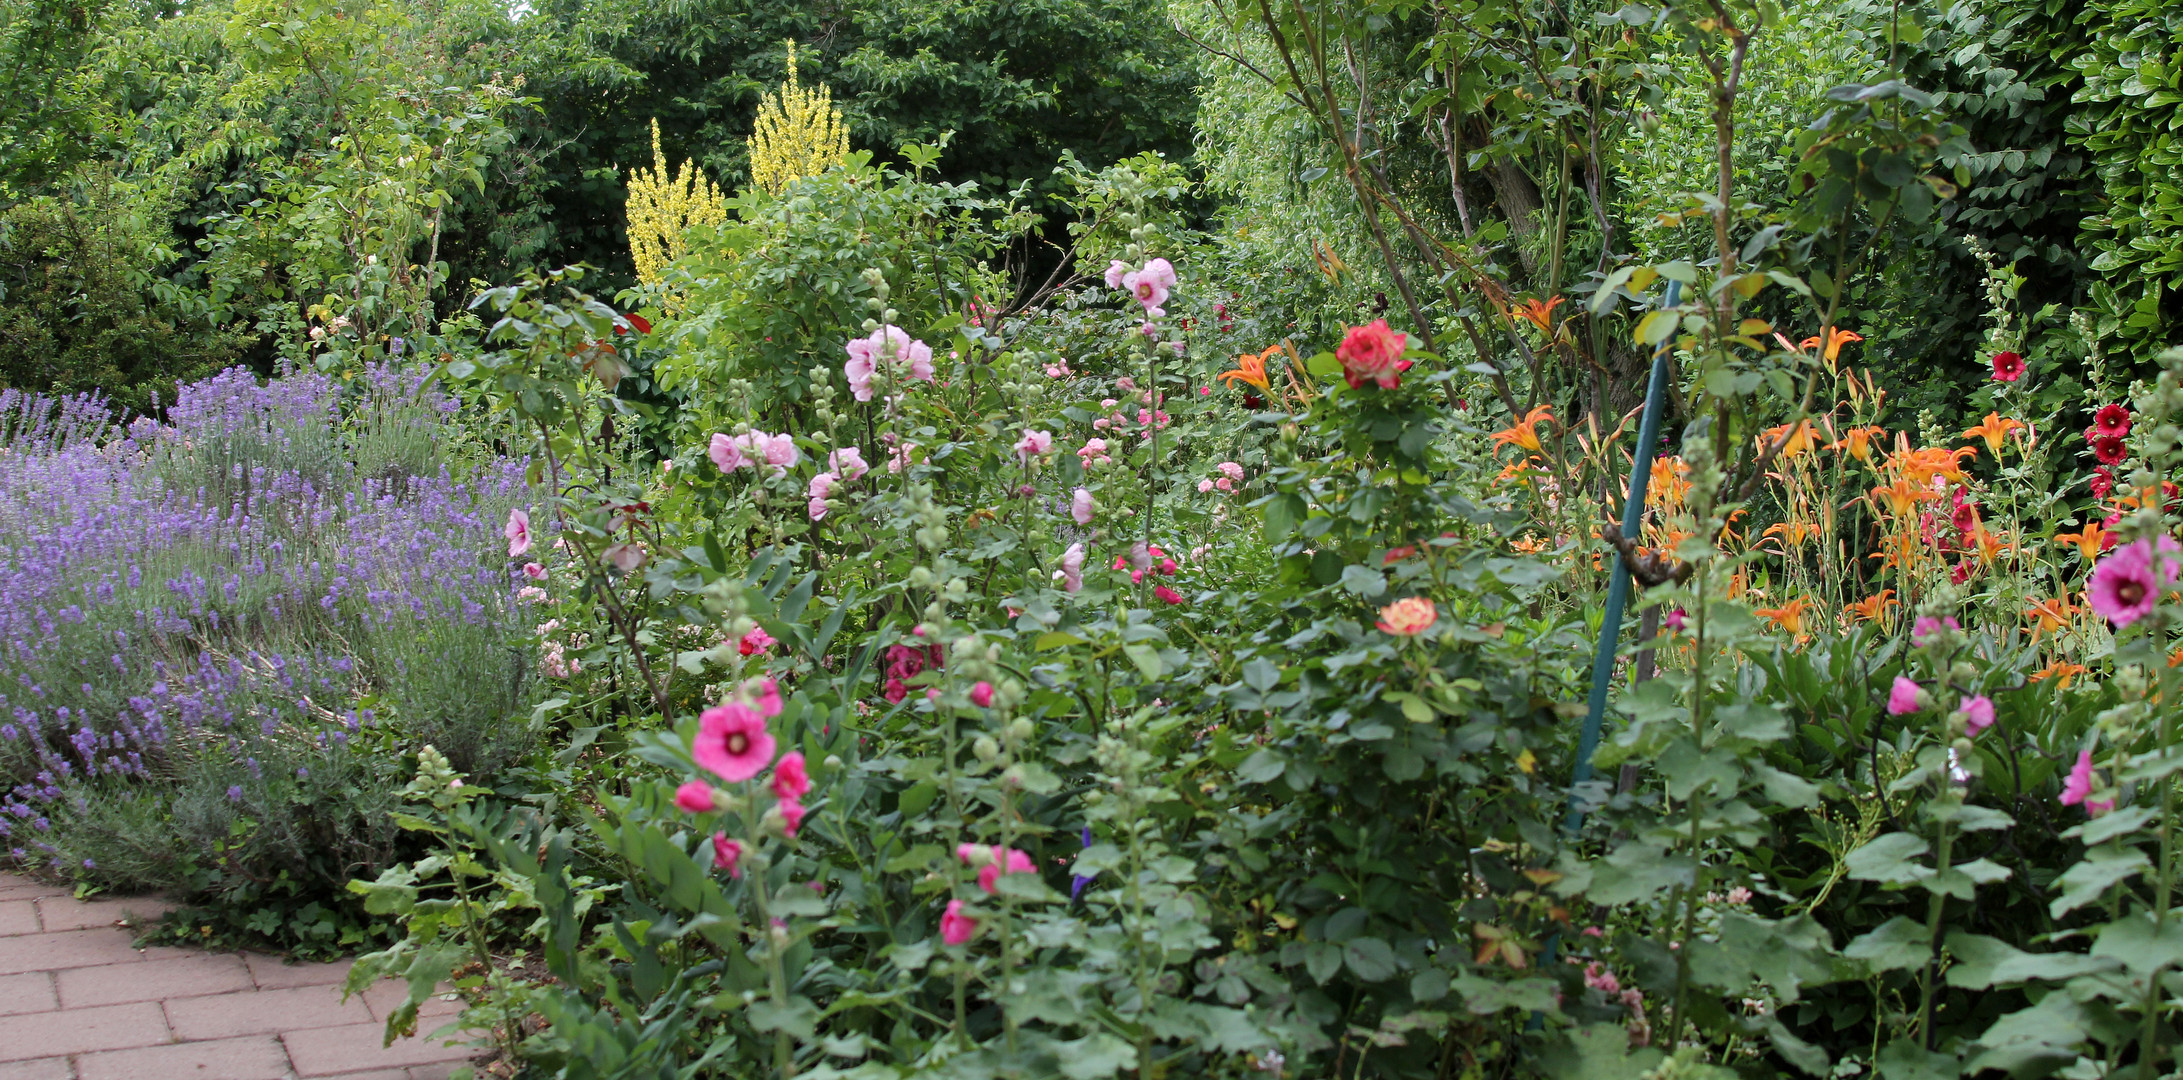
[1336,319,1412,389]
[1375,596,1437,636]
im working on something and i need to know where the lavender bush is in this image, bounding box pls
[0,366,542,949]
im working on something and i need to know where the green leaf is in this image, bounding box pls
[1122,644,1164,680]
[2050,845,2149,918]
[1845,833,1932,886]
[1583,842,1695,906]
[2090,911,2183,975]
[1056,1032,1138,1079]
[1844,916,1930,973]
[1235,750,1286,785]
[1534,1023,1664,1080]
[745,994,819,1039]
[1343,937,1399,982]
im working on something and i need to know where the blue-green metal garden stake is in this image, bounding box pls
[1563,277,1681,835]
[1529,281,1681,1001]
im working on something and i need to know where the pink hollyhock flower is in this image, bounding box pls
[1060,543,1085,593]
[1336,319,1412,390]
[970,681,995,708]
[883,678,908,704]
[709,432,747,472]
[844,326,935,402]
[1665,608,1687,633]
[1911,615,1960,645]
[693,702,776,782]
[1887,677,1922,715]
[941,899,977,945]
[605,543,646,573]
[1991,350,2024,382]
[1139,257,1177,290]
[2090,539,2176,627]
[1959,695,1995,736]
[673,781,716,813]
[1076,438,1110,464]
[957,844,1036,895]
[1073,487,1096,524]
[746,677,783,717]
[761,433,800,471]
[772,751,810,801]
[522,562,548,581]
[738,626,776,656]
[1154,584,1185,605]
[778,798,806,838]
[517,586,547,604]
[712,833,743,877]
[1121,268,1170,318]
[828,447,869,480]
[1015,430,1053,460]
[2060,750,2097,809]
[1104,260,1130,289]
[505,508,532,557]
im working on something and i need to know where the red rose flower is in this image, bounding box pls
[1335,319,1413,390]
[2095,403,2131,438]
[2093,433,2128,466]
[1990,351,2024,382]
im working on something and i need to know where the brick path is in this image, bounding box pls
[0,873,480,1080]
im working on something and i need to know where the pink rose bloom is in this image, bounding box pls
[693,702,776,782]
[1887,676,1921,715]
[779,798,807,838]
[738,627,776,656]
[505,508,532,557]
[828,447,869,480]
[1215,478,1233,492]
[1060,543,1085,593]
[1155,584,1185,605]
[940,899,977,945]
[1015,430,1053,461]
[747,676,783,717]
[1092,417,1111,431]
[522,562,548,581]
[772,751,810,801]
[1115,377,1136,392]
[2089,539,2177,626]
[711,833,743,877]
[970,681,995,708]
[1336,319,1413,389]
[1959,695,1995,735]
[1217,461,1244,481]
[2060,750,2099,811]
[1104,260,1130,289]
[1197,479,1214,493]
[673,781,716,813]
[1072,487,1095,524]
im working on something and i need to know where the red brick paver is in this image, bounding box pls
[0,873,482,1079]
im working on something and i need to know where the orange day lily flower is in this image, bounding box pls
[1800,327,1864,363]
[1828,425,1886,464]
[1961,412,2026,458]
[1648,456,1692,509]
[1217,345,1279,391]
[1761,520,1819,552]
[1759,419,1820,460]
[1887,444,1975,486]
[1870,476,1936,519]
[1491,406,1554,456]
[1754,596,1815,637]
[1510,297,1565,334]
[2029,661,2088,689]
[1844,590,1897,625]
[2053,521,2109,560]
[2024,596,2080,638]
[1971,526,2010,565]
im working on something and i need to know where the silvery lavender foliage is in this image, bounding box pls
[0,366,540,904]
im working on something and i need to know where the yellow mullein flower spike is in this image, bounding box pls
[748,41,850,197]
[625,118,729,287]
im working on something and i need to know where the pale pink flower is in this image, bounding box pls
[1077,439,1110,464]
[1139,257,1177,289]
[605,543,646,573]
[1198,479,1215,493]
[1015,430,1053,461]
[1060,543,1085,593]
[1215,478,1233,492]
[1887,676,1921,715]
[712,834,743,877]
[1911,615,1960,645]
[1092,417,1112,431]
[1103,260,1130,289]
[940,899,977,945]
[516,586,547,604]
[694,702,776,783]
[505,508,532,557]
[1122,268,1169,317]
[1960,695,1995,736]
[828,447,869,480]
[1115,378,1136,392]
[1217,461,1244,482]
[844,326,935,401]
[1072,487,1096,524]
[522,562,548,581]
[761,433,800,470]
[709,432,750,472]
[674,781,716,814]
[1044,359,1073,378]
[772,751,810,801]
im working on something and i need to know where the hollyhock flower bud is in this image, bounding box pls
[711,833,743,877]
[1072,487,1096,524]
[1887,676,1922,715]
[941,899,977,945]
[970,681,995,708]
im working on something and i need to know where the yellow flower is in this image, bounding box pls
[747,41,851,196]
[625,118,729,286]
[1375,597,1438,636]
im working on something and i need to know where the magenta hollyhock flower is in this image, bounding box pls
[1015,430,1053,461]
[828,447,869,480]
[1060,543,1085,593]
[970,681,995,708]
[771,751,810,802]
[1911,615,1960,645]
[941,899,977,945]
[1990,351,2024,382]
[738,626,776,656]
[1887,676,1922,715]
[2095,404,2131,439]
[693,702,776,783]
[957,844,1036,895]
[712,836,748,877]
[505,508,532,557]
[1959,695,1994,736]
[779,798,807,838]
[1072,487,1095,525]
[2090,541,2161,626]
[2060,750,2097,809]
[746,676,783,718]
[1154,584,1185,605]
[1665,608,1687,633]
[673,781,716,813]
[1336,319,1412,390]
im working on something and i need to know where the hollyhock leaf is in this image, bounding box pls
[1343,937,1399,982]
[1012,761,1062,795]
[1535,1023,1663,1079]
[1035,631,1090,651]
[2072,804,2157,845]
[1766,1018,1831,1076]
[2050,845,2150,918]
[1055,1033,1138,1079]
[1751,763,1820,808]
[1935,804,2015,832]
[883,843,946,873]
[895,781,939,818]
[1962,995,2093,1075]
[1943,932,2026,990]
[1845,832,1932,886]
[1874,1039,1955,1080]
[2117,746,2183,785]
[1123,644,1164,680]
[1844,916,1930,972]
[745,994,820,1039]
[2091,911,2183,975]
[1925,858,2011,900]
[1987,950,2120,985]
[770,887,829,918]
